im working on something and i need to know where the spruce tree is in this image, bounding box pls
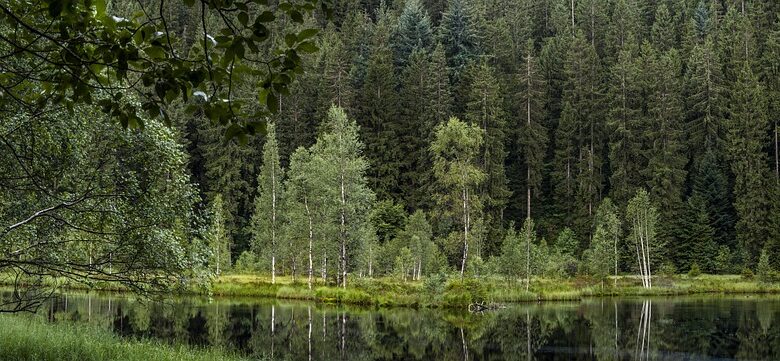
[465,60,510,255]
[399,50,437,210]
[358,17,402,201]
[606,42,643,206]
[439,0,482,106]
[725,64,773,267]
[684,39,726,157]
[680,194,717,273]
[516,39,548,220]
[563,30,603,226]
[392,0,434,68]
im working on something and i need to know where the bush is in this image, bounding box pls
[659,262,677,277]
[687,263,701,278]
[741,267,754,280]
[233,251,258,273]
[441,277,489,307]
[757,250,778,283]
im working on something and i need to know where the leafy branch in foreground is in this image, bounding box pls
[0,0,330,139]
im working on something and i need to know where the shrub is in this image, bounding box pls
[741,267,754,280]
[233,251,258,273]
[687,263,701,278]
[659,262,677,277]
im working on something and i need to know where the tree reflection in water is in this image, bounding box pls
[12,292,780,361]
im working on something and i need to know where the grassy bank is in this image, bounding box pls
[4,273,780,308]
[0,315,247,361]
[208,273,780,307]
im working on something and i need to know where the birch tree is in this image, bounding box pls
[431,117,485,277]
[626,189,658,288]
[312,106,374,288]
[251,122,285,284]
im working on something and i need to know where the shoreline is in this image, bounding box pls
[5,274,779,308]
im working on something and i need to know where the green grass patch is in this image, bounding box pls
[0,315,247,361]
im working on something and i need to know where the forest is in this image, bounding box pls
[189,0,780,286]
[2,0,780,305]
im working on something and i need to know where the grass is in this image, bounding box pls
[4,272,780,309]
[0,315,248,361]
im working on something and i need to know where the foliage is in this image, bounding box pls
[688,263,702,278]
[0,0,329,138]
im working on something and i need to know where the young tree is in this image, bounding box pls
[251,122,285,283]
[431,117,485,277]
[401,210,434,280]
[586,225,613,287]
[499,224,524,284]
[520,217,538,291]
[626,189,658,289]
[206,195,232,276]
[594,198,621,285]
[680,194,717,273]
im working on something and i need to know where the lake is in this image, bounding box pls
[24,293,780,360]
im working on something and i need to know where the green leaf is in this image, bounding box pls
[256,11,275,23]
[238,12,249,27]
[297,41,318,53]
[297,28,318,41]
[284,33,297,47]
[267,92,278,113]
[289,10,303,23]
[144,46,166,60]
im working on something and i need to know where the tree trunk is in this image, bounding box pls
[305,197,313,290]
[461,183,469,278]
[775,123,778,182]
[526,219,531,292]
[339,168,347,288]
[272,159,277,285]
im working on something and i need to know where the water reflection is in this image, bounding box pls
[7,291,780,360]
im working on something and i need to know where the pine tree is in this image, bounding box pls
[551,101,577,225]
[398,50,437,210]
[605,0,641,63]
[726,64,773,267]
[594,197,621,285]
[685,39,726,157]
[431,117,485,277]
[196,116,257,257]
[690,149,737,249]
[439,0,482,94]
[516,39,548,220]
[563,30,603,226]
[358,17,401,201]
[645,49,687,210]
[680,194,717,273]
[606,42,643,206]
[465,60,510,255]
[392,0,434,68]
[250,122,285,283]
[650,3,675,51]
[317,28,355,117]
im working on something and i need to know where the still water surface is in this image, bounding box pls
[30,293,780,360]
